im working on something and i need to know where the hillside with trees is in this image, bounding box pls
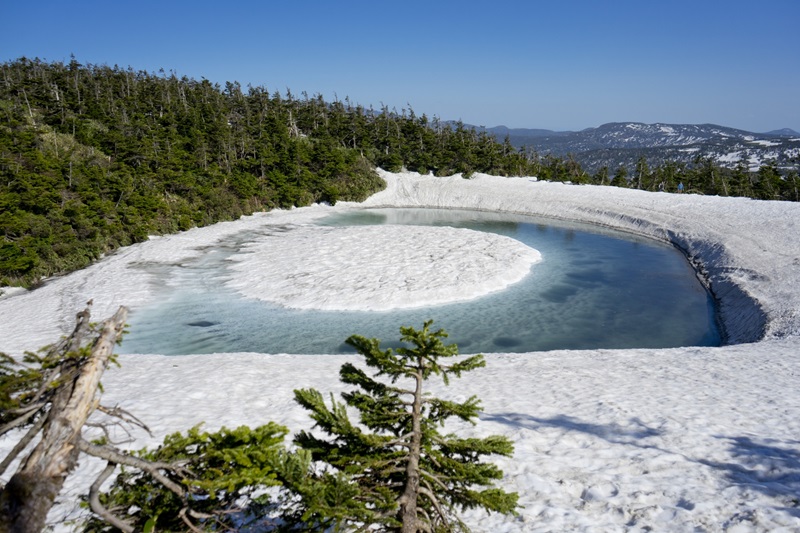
[1,57,798,287]
[0,57,539,287]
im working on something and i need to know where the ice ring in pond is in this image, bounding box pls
[225,225,542,311]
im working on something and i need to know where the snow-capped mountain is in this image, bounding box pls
[483,122,800,174]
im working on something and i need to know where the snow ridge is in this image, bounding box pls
[496,122,800,173]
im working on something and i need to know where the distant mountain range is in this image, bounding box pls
[473,122,800,174]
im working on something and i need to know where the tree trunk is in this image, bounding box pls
[0,306,128,533]
[399,363,424,533]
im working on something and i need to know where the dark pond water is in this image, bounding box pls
[120,208,721,354]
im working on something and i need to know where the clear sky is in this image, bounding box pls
[2,0,798,132]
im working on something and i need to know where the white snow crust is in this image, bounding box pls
[225,225,541,310]
[749,140,781,147]
[2,171,800,532]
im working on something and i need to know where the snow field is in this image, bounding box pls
[2,171,800,531]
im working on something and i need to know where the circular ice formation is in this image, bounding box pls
[225,225,541,311]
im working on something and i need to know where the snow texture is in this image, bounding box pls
[2,171,800,532]
[225,225,541,310]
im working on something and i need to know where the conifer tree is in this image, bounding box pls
[292,321,518,532]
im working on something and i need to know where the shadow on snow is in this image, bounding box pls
[482,412,800,518]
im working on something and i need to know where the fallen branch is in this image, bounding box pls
[77,439,188,497]
[88,462,134,533]
[0,414,46,479]
[0,305,128,533]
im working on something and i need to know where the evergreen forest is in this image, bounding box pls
[1,57,798,287]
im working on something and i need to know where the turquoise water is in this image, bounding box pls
[120,208,721,354]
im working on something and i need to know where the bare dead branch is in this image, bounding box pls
[24,365,68,409]
[188,508,238,531]
[0,413,47,478]
[96,404,153,435]
[179,507,205,533]
[0,305,128,533]
[77,439,188,497]
[0,402,46,438]
[88,462,134,533]
[20,306,127,471]
[85,403,154,446]
[82,422,118,446]
[416,506,434,533]
[385,438,412,449]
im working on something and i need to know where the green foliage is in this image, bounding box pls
[83,423,294,532]
[290,321,518,532]
[0,352,34,421]
[0,58,389,287]
[610,166,629,187]
[1,307,305,532]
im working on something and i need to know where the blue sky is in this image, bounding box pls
[2,0,798,132]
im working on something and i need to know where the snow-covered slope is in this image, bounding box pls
[2,172,799,532]
[496,122,800,173]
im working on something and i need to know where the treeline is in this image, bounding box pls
[529,153,800,200]
[1,57,798,287]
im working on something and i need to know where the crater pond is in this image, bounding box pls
[119,208,721,355]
